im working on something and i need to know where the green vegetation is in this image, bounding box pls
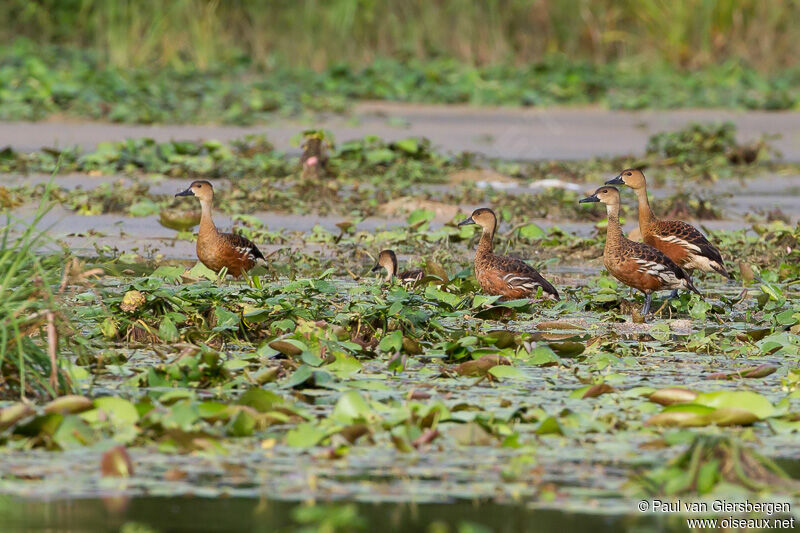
[3,1,797,70]
[0,246,798,506]
[0,193,77,399]
[0,131,798,526]
[1,41,798,124]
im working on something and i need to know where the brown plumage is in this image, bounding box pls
[580,187,700,316]
[371,249,424,285]
[458,208,559,301]
[606,169,730,279]
[175,181,264,277]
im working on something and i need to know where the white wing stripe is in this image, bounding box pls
[657,234,701,253]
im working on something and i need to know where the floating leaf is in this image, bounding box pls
[100,446,134,477]
[286,423,326,448]
[488,365,525,380]
[649,387,698,406]
[331,391,373,424]
[693,391,775,419]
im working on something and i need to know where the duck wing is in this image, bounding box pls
[221,232,265,261]
[495,255,560,300]
[624,240,701,295]
[654,220,729,277]
[398,268,425,283]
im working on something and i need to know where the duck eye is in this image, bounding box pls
[625,172,631,176]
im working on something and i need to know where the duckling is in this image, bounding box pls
[371,249,424,285]
[606,169,730,281]
[457,208,559,301]
[175,180,264,277]
[579,187,700,316]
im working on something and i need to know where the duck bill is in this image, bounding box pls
[371,263,382,272]
[605,175,624,185]
[579,194,599,203]
[457,216,475,227]
[175,188,195,197]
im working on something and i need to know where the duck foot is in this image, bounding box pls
[641,293,653,317]
[668,289,679,300]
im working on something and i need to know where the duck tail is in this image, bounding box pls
[540,278,560,301]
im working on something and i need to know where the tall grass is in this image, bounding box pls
[0,188,75,400]
[1,0,797,70]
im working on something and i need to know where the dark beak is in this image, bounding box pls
[371,263,382,272]
[175,188,195,197]
[457,216,476,227]
[605,175,624,185]
[579,194,599,203]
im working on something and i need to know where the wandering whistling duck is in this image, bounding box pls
[606,169,730,283]
[580,187,700,316]
[458,208,559,301]
[175,180,264,277]
[371,249,424,284]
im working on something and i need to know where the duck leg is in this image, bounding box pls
[641,293,653,317]
[668,289,679,299]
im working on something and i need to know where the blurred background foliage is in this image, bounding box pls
[2,0,797,71]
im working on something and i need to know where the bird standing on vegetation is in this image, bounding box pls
[605,169,730,285]
[371,249,424,285]
[175,181,264,277]
[458,208,559,301]
[579,187,700,316]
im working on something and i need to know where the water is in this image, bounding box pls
[0,495,684,532]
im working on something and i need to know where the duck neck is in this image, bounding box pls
[476,224,495,258]
[199,199,217,236]
[385,257,396,282]
[634,187,655,233]
[605,204,623,253]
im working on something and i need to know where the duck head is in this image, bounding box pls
[605,168,646,189]
[176,180,214,202]
[372,249,398,275]
[580,186,621,216]
[457,208,497,233]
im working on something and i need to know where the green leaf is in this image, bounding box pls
[228,409,256,437]
[393,137,419,154]
[286,422,326,448]
[151,266,185,281]
[689,299,711,320]
[518,223,546,240]
[158,316,179,342]
[527,345,561,366]
[693,391,775,419]
[331,391,372,424]
[424,285,462,308]
[488,365,525,380]
[535,416,563,435]
[326,354,362,378]
[238,389,282,413]
[378,330,403,353]
[282,365,313,388]
[129,199,160,217]
[696,459,719,494]
[213,307,240,331]
[760,283,784,302]
[90,397,140,426]
[53,415,95,450]
[407,208,435,227]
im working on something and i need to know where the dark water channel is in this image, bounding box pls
[0,495,691,532]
